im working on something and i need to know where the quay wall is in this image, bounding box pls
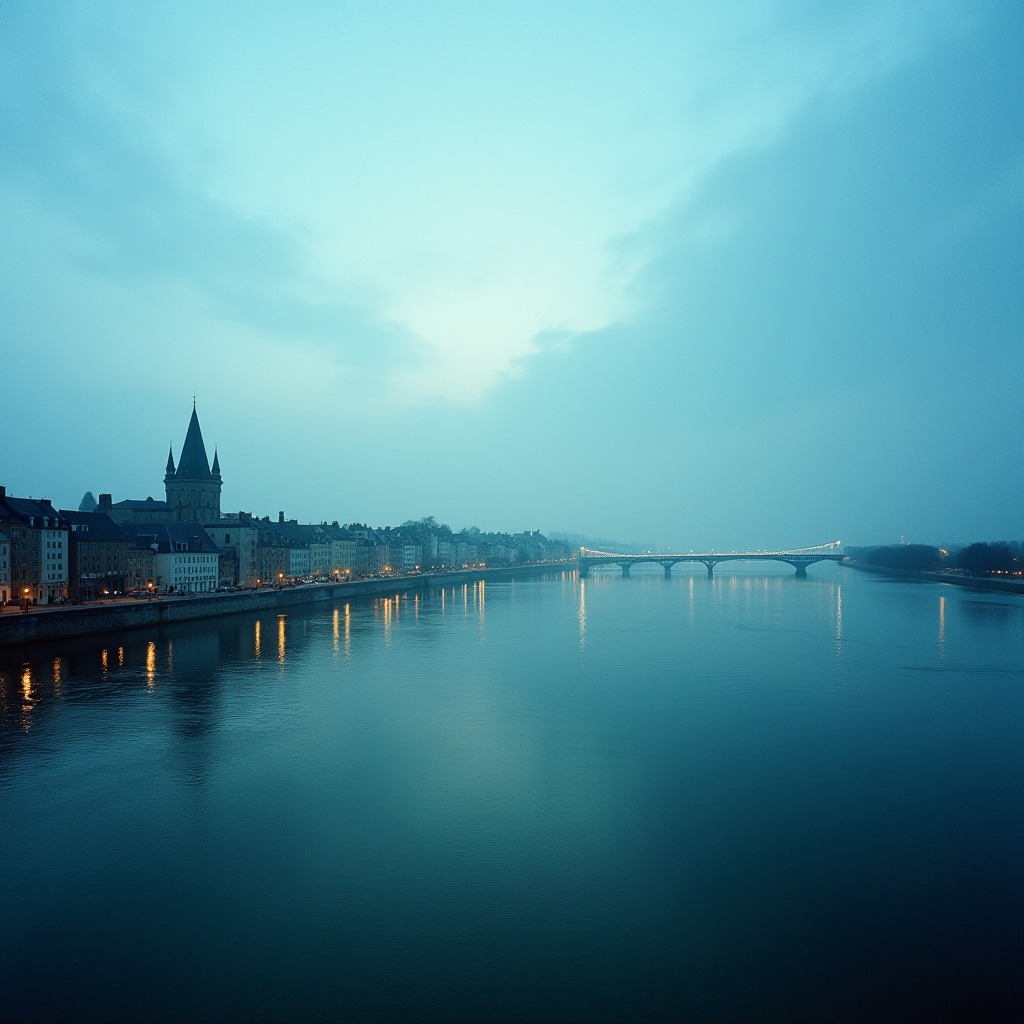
[0,562,574,649]
[845,561,1024,595]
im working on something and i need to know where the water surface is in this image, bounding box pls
[1,566,1021,1022]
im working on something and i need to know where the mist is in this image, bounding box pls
[2,1,1020,550]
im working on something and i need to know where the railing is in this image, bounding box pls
[580,542,842,560]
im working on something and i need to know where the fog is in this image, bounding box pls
[2,1,1020,550]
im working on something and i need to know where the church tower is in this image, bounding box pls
[164,404,222,523]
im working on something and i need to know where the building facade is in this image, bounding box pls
[106,495,172,524]
[0,527,8,604]
[0,488,68,604]
[164,405,222,523]
[205,514,260,588]
[127,545,156,593]
[59,509,134,601]
[107,405,223,525]
[120,523,220,594]
[273,518,312,579]
[320,523,357,575]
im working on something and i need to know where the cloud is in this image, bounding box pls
[1,2,955,405]
[0,12,423,399]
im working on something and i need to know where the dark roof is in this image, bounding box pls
[174,405,212,480]
[298,524,339,543]
[316,523,355,542]
[112,497,169,510]
[214,514,255,527]
[58,510,131,541]
[119,522,220,555]
[0,494,66,529]
[273,520,312,546]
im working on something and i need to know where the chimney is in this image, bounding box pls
[0,485,5,499]
[279,511,284,523]
[98,494,113,512]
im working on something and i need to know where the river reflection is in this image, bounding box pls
[0,566,1021,1023]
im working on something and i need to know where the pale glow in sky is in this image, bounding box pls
[70,2,945,402]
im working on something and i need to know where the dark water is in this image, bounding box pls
[1,565,1021,1023]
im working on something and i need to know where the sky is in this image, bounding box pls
[1,0,1021,549]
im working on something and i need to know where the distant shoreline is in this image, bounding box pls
[0,561,574,650]
[844,561,1024,595]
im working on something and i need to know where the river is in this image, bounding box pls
[1,564,1021,1022]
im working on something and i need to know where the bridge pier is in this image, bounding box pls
[576,547,841,579]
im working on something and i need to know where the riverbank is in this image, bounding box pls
[0,562,574,649]
[845,560,1024,595]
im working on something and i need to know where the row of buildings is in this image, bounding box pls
[1,405,569,605]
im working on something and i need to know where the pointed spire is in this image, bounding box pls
[175,405,212,479]
[211,447,221,480]
[165,444,176,477]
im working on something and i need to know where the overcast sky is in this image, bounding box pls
[1,1,1020,548]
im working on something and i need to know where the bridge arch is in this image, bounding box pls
[577,544,843,579]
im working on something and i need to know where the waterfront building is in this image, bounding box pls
[377,527,422,571]
[0,487,68,604]
[401,543,422,571]
[318,522,358,575]
[120,523,220,594]
[107,404,223,525]
[59,509,134,600]
[370,541,393,572]
[255,526,290,587]
[106,495,172,524]
[272,517,313,579]
[0,526,8,604]
[354,539,374,574]
[511,530,566,563]
[126,544,156,594]
[345,524,375,543]
[164,406,222,523]
[298,524,332,577]
[205,514,261,588]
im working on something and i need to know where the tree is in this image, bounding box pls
[854,544,942,572]
[954,542,1015,575]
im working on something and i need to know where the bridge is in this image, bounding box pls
[577,542,844,578]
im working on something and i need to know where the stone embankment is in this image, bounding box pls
[0,562,574,649]
[845,561,1024,595]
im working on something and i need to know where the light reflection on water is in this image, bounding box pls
[0,565,1021,1023]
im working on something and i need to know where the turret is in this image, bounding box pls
[164,404,221,523]
[176,407,211,479]
[164,445,176,484]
